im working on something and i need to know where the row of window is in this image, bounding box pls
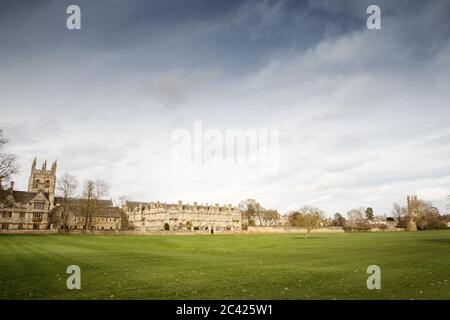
[1,212,42,219]
[32,180,51,188]
[0,223,40,230]
[73,217,117,223]
[60,225,115,230]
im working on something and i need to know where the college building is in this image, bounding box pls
[122,200,242,233]
[0,159,122,231]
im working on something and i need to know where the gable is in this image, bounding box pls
[31,192,49,203]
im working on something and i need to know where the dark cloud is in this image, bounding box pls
[1,0,450,214]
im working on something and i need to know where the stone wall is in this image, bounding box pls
[0,229,58,235]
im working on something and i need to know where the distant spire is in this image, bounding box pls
[51,159,57,174]
[31,157,37,171]
[42,160,47,171]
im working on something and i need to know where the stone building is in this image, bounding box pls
[0,181,52,230]
[0,159,122,231]
[48,199,122,230]
[123,200,242,232]
[0,158,57,230]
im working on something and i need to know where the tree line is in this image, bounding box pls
[57,173,111,231]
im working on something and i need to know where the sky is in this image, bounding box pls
[0,0,449,216]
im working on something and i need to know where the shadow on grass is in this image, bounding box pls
[421,238,450,245]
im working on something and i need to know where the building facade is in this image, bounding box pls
[49,199,122,230]
[0,183,52,230]
[123,200,242,232]
[0,159,57,230]
[0,159,122,231]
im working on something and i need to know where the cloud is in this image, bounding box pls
[1,1,450,215]
[417,187,450,203]
[144,69,220,109]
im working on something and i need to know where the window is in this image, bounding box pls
[34,202,44,210]
[33,180,40,188]
[33,212,42,219]
[45,180,50,188]
[18,224,23,230]
[2,212,12,219]
[19,212,25,219]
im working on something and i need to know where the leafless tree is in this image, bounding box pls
[0,129,18,187]
[392,203,407,220]
[57,173,78,230]
[346,207,367,227]
[239,199,269,226]
[82,179,111,230]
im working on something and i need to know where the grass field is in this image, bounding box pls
[0,231,449,300]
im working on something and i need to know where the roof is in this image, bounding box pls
[0,190,49,204]
[125,201,153,210]
[54,197,113,207]
[125,200,237,212]
[51,204,122,218]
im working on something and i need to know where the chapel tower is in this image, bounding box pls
[28,158,57,199]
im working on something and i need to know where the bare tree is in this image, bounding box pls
[239,199,262,227]
[289,206,325,239]
[93,179,111,200]
[262,209,280,226]
[82,179,111,230]
[346,207,367,227]
[0,129,18,187]
[57,173,78,230]
[392,203,407,220]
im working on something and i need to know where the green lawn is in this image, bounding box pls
[0,231,449,300]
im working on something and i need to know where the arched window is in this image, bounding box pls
[45,180,50,188]
[33,180,40,188]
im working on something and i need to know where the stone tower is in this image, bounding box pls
[28,158,57,201]
[406,195,418,231]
